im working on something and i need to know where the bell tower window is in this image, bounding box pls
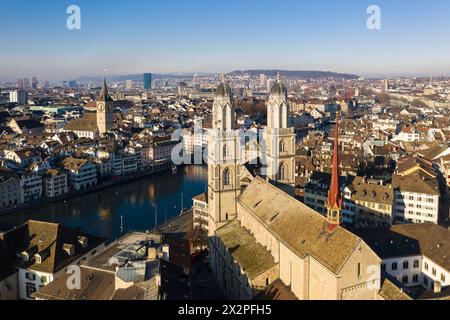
[223,168,231,187]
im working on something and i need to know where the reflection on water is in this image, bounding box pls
[0,166,207,241]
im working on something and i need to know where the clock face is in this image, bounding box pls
[97,102,105,112]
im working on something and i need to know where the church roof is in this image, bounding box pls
[99,78,113,102]
[216,220,277,280]
[64,113,98,133]
[236,177,363,275]
[270,80,287,96]
[215,81,232,98]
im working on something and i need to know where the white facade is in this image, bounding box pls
[394,190,439,224]
[382,255,449,291]
[9,90,28,105]
[65,161,98,190]
[392,131,420,143]
[20,173,43,203]
[44,172,69,197]
[18,243,105,300]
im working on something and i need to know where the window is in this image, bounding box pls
[223,144,230,158]
[425,262,429,270]
[432,268,437,276]
[357,263,362,278]
[40,275,48,284]
[402,276,409,284]
[391,262,398,271]
[403,261,409,270]
[413,260,419,268]
[25,272,36,281]
[223,168,231,187]
[424,277,429,286]
[26,283,36,298]
[279,140,285,152]
[441,274,446,283]
[381,263,386,271]
[278,163,286,181]
[413,274,419,283]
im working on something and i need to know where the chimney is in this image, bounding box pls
[434,281,442,294]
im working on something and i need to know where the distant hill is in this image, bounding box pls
[76,73,201,83]
[75,69,358,83]
[229,69,359,79]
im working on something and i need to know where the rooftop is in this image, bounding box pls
[237,177,364,275]
[216,220,276,280]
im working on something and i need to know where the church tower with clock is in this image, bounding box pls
[96,78,114,135]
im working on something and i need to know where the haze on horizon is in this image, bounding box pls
[1,0,450,81]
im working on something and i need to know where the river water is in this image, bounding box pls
[0,166,207,241]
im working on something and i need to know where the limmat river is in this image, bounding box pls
[0,166,207,241]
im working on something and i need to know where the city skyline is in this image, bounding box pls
[1,0,450,81]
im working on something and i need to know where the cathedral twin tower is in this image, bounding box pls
[207,75,296,235]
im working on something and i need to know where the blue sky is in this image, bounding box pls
[1,0,450,80]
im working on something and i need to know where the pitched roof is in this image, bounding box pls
[33,266,115,300]
[253,279,298,300]
[64,113,98,133]
[392,173,440,196]
[348,177,394,205]
[418,144,450,161]
[379,276,413,300]
[237,177,363,275]
[11,118,43,130]
[216,220,277,280]
[1,220,106,274]
[355,223,450,271]
[397,156,436,177]
[61,157,88,171]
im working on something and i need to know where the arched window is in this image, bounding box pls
[278,163,286,181]
[223,168,231,187]
[223,144,230,159]
[279,140,285,152]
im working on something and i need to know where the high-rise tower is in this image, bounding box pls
[96,78,114,135]
[263,74,296,195]
[326,112,342,232]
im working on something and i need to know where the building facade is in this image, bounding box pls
[263,76,296,195]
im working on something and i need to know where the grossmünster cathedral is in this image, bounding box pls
[196,75,401,300]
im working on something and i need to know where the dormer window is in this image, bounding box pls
[21,251,30,262]
[77,236,88,248]
[34,250,49,264]
[63,243,75,256]
[35,254,42,264]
